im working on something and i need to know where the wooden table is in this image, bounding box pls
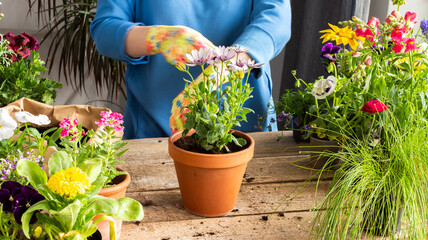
[118,131,332,240]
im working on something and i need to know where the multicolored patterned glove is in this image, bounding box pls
[146,25,215,65]
[169,68,208,134]
[170,65,220,134]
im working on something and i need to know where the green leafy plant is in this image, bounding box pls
[0,29,62,107]
[0,109,60,184]
[16,152,143,240]
[57,111,128,187]
[175,46,262,152]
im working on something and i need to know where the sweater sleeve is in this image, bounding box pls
[234,0,291,68]
[90,0,149,65]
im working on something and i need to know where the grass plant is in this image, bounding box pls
[310,113,428,239]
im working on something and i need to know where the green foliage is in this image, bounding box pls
[177,47,258,152]
[311,115,428,239]
[17,155,143,240]
[182,67,253,152]
[0,51,63,107]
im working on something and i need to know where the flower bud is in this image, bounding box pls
[364,56,372,66]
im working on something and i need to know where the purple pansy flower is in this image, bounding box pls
[320,43,341,61]
[0,181,23,213]
[13,185,45,224]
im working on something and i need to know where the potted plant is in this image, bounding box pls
[309,2,428,238]
[168,46,261,216]
[0,108,144,240]
[54,111,130,239]
[0,19,63,107]
[16,152,144,240]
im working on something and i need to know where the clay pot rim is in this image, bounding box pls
[98,166,131,196]
[168,129,255,169]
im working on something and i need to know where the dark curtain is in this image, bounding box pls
[279,0,356,91]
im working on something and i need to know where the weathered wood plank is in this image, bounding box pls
[119,154,333,192]
[121,211,314,240]
[126,181,328,223]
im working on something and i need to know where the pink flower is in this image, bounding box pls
[356,28,375,43]
[392,42,405,53]
[361,100,388,114]
[364,56,372,66]
[404,11,417,28]
[95,111,124,132]
[367,17,380,28]
[403,38,418,52]
[391,28,406,43]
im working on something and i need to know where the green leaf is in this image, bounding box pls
[21,200,50,238]
[16,159,47,188]
[48,151,73,176]
[231,136,247,147]
[78,158,102,183]
[114,197,144,221]
[83,196,119,222]
[54,200,83,231]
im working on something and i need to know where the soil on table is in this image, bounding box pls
[174,135,249,154]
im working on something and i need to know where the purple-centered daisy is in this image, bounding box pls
[213,46,236,62]
[186,48,213,66]
[421,19,428,37]
[320,43,341,60]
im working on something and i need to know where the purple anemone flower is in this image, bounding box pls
[421,19,428,37]
[0,181,23,213]
[320,43,341,60]
[13,185,45,225]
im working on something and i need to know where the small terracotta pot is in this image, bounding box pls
[168,130,254,217]
[309,136,341,169]
[94,167,131,240]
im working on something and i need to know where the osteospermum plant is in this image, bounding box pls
[175,45,262,153]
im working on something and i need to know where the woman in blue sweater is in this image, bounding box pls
[90,1,291,139]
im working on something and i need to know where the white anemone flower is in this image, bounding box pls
[15,111,51,125]
[0,108,17,140]
[186,48,213,66]
[311,76,337,99]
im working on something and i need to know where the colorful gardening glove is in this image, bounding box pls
[169,67,210,134]
[146,25,215,65]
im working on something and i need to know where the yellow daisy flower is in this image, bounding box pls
[47,167,91,199]
[320,23,365,50]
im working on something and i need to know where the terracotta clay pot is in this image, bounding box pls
[168,130,254,217]
[94,167,131,240]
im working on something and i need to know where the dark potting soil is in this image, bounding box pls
[174,135,249,154]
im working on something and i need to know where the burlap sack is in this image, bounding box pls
[3,98,124,164]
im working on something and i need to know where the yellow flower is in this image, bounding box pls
[47,167,91,199]
[320,23,365,50]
